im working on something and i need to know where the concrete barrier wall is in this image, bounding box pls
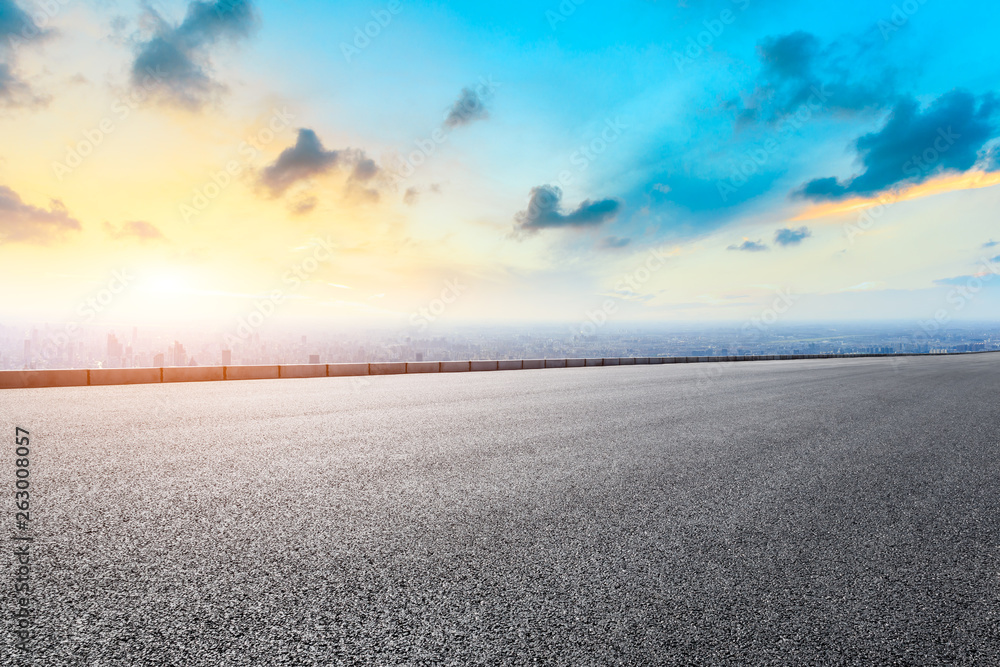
[226,366,280,381]
[280,364,327,379]
[0,369,89,389]
[471,360,499,372]
[406,362,439,374]
[90,368,161,386]
[440,361,471,373]
[328,363,369,377]
[370,362,407,376]
[163,367,224,383]
[3,351,994,389]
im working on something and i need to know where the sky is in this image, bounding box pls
[1,0,1000,334]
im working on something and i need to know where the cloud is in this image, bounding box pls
[289,196,317,216]
[727,239,768,252]
[733,31,897,125]
[774,226,811,246]
[103,220,167,242]
[798,90,998,201]
[350,156,379,183]
[260,129,344,195]
[934,274,998,287]
[444,86,489,128]
[0,0,50,108]
[259,128,384,200]
[598,236,631,249]
[130,0,257,109]
[980,143,1000,171]
[402,183,442,206]
[0,186,81,243]
[513,185,621,235]
[983,240,999,249]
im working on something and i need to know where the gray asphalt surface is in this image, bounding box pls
[3,354,999,666]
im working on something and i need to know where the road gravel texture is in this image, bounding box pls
[2,354,999,666]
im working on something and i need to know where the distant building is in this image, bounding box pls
[171,341,186,367]
[107,333,124,368]
[309,354,320,364]
[153,353,164,366]
[221,349,232,365]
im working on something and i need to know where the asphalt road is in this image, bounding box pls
[3,354,999,666]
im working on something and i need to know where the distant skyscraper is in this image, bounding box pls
[153,353,164,367]
[171,341,186,367]
[309,354,320,364]
[221,349,232,366]
[107,333,124,368]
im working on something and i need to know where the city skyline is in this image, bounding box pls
[5,319,999,371]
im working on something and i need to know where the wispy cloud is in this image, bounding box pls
[0,185,81,244]
[104,220,167,242]
[259,128,383,199]
[513,185,621,236]
[130,0,258,109]
[774,226,811,246]
[798,90,998,200]
[727,239,769,252]
[444,86,490,128]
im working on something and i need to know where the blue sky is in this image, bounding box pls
[1,0,999,327]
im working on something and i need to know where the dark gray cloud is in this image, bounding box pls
[514,185,621,235]
[350,156,379,183]
[0,185,81,243]
[131,0,257,109]
[598,236,632,249]
[444,87,489,128]
[260,129,345,196]
[732,31,897,125]
[727,239,768,252]
[260,128,383,199]
[799,90,998,201]
[103,220,166,242]
[774,226,811,246]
